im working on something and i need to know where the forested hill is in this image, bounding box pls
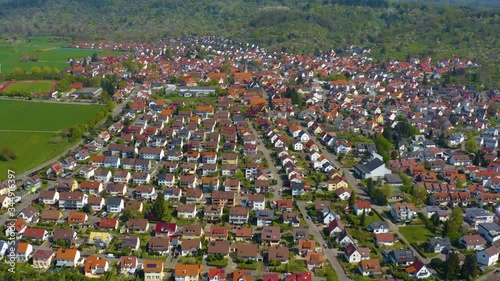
[396,0,500,9]
[0,0,498,68]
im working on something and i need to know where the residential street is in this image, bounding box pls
[296,201,350,280]
[249,121,282,201]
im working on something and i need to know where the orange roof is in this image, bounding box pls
[56,248,78,260]
[68,212,87,223]
[174,264,203,276]
[144,260,164,273]
[84,256,107,272]
[16,242,29,254]
[92,155,106,162]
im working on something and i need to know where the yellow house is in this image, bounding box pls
[144,260,164,281]
[327,178,349,191]
[374,114,384,124]
[56,179,79,192]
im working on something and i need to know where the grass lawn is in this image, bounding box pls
[0,36,124,74]
[315,262,340,281]
[1,80,56,94]
[399,226,435,244]
[0,100,103,177]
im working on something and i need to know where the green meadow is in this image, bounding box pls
[0,99,103,176]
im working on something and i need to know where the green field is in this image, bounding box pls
[1,80,55,94]
[0,36,124,74]
[399,226,435,244]
[0,99,103,176]
[0,99,102,131]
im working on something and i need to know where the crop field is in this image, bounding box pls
[0,99,103,176]
[0,36,123,74]
[0,80,57,95]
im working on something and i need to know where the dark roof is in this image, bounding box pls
[356,158,384,174]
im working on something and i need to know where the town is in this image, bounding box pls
[0,36,499,281]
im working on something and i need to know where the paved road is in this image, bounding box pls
[296,201,351,280]
[248,121,282,201]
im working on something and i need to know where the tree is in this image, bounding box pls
[462,253,478,280]
[465,138,478,154]
[0,147,17,161]
[444,207,464,243]
[445,252,460,280]
[360,210,366,226]
[411,185,427,205]
[123,207,142,220]
[381,183,393,199]
[151,194,167,221]
[349,189,357,210]
[91,52,99,62]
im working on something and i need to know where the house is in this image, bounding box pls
[164,188,182,202]
[132,172,151,185]
[38,190,59,205]
[84,256,109,277]
[233,269,253,281]
[126,219,150,233]
[208,267,227,281]
[177,204,197,219]
[94,169,112,183]
[173,264,203,281]
[306,250,325,270]
[207,240,230,257]
[344,244,370,263]
[23,175,42,192]
[148,237,171,256]
[185,188,204,204]
[58,192,88,209]
[465,208,494,229]
[119,256,139,275]
[283,272,312,281]
[155,222,177,237]
[391,203,417,222]
[387,249,415,266]
[337,230,355,247]
[405,259,431,279]
[32,249,54,270]
[106,183,128,197]
[180,238,202,256]
[55,248,81,267]
[328,219,345,237]
[206,226,229,241]
[476,246,499,266]
[354,201,372,216]
[247,194,265,210]
[229,207,249,225]
[236,243,259,261]
[204,205,223,222]
[23,227,49,241]
[478,222,500,244]
[13,242,33,262]
[261,226,281,245]
[354,153,391,179]
[87,231,113,248]
[55,178,79,192]
[460,234,487,250]
[182,225,204,239]
[107,197,125,213]
[423,206,449,221]
[375,233,395,247]
[298,240,317,256]
[98,218,119,230]
[40,209,63,223]
[134,185,157,200]
[367,222,389,234]
[52,229,77,244]
[121,235,140,251]
[46,162,64,177]
[80,181,104,194]
[334,187,351,201]
[268,245,289,264]
[144,260,165,281]
[18,206,39,223]
[428,237,451,253]
[158,173,176,187]
[67,211,88,225]
[358,259,382,276]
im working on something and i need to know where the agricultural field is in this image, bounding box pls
[0,36,123,74]
[0,99,103,176]
[0,80,56,95]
